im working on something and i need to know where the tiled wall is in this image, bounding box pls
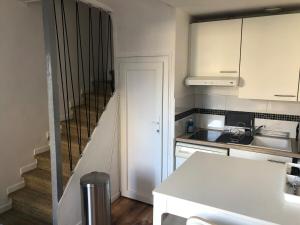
[175,94,195,115]
[175,114,195,137]
[195,94,300,116]
[175,87,300,138]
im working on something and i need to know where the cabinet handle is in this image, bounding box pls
[274,95,296,98]
[220,70,238,74]
[268,159,286,164]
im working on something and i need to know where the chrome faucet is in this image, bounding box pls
[253,125,266,136]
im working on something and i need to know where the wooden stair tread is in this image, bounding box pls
[5,90,112,224]
[67,107,101,128]
[60,119,94,140]
[61,132,89,145]
[35,151,80,178]
[36,151,79,164]
[76,102,101,111]
[9,187,52,206]
[9,188,52,223]
[61,119,91,128]
[0,209,51,225]
[23,168,69,186]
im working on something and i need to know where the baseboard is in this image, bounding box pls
[7,180,25,195]
[34,145,49,155]
[121,190,153,205]
[0,199,12,214]
[112,192,121,202]
[3,147,42,214]
[20,160,37,175]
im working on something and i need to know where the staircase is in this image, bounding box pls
[0,1,115,224]
[2,89,111,225]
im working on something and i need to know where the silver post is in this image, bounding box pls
[41,0,63,224]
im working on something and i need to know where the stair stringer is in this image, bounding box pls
[57,93,120,225]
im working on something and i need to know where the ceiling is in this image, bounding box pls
[160,0,300,16]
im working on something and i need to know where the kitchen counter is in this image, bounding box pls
[176,129,300,159]
[153,152,300,225]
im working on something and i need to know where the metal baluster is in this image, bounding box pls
[53,0,70,160]
[104,13,110,107]
[60,0,73,171]
[100,10,105,110]
[96,9,101,121]
[90,9,97,127]
[108,15,115,94]
[88,7,92,137]
[76,1,82,155]
[76,2,89,142]
[61,0,80,160]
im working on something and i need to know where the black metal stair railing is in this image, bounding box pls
[52,0,115,172]
[42,1,114,224]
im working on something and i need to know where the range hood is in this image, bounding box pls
[185,76,239,86]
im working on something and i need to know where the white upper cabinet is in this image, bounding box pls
[239,14,300,101]
[189,19,242,77]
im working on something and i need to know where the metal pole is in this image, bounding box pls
[41,1,63,224]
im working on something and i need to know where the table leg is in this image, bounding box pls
[153,194,167,225]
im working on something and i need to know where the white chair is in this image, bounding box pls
[186,216,216,225]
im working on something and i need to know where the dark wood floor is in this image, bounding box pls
[112,197,153,225]
[0,197,153,225]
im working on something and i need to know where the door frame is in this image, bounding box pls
[118,56,170,203]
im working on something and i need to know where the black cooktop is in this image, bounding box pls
[189,129,253,145]
[189,112,254,145]
[189,129,223,142]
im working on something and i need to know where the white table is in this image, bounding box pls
[153,152,300,225]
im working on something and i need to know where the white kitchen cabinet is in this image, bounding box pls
[230,148,292,164]
[189,19,242,77]
[239,14,300,101]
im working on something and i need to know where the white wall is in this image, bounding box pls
[0,0,48,208]
[195,86,300,116]
[100,0,176,58]
[58,94,119,225]
[98,0,177,176]
[174,9,194,114]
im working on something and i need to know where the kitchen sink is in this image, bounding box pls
[251,136,292,151]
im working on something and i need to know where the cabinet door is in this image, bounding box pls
[239,14,300,101]
[230,149,292,164]
[190,19,242,77]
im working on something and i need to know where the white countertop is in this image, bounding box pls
[154,152,300,225]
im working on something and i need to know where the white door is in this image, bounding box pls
[119,57,166,204]
[239,14,300,101]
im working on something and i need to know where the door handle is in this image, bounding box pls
[152,121,160,133]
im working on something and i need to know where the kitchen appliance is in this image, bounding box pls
[216,111,255,145]
[185,76,238,86]
[189,129,223,142]
[175,142,228,169]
